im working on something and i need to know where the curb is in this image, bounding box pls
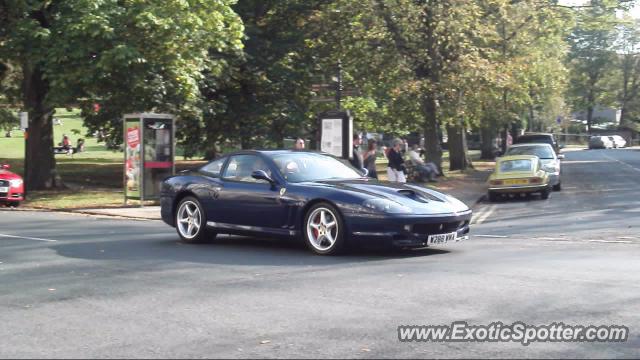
[3,206,161,221]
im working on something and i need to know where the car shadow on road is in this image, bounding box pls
[50,234,451,267]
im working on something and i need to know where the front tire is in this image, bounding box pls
[553,182,562,191]
[488,191,499,202]
[175,196,215,243]
[303,203,345,255]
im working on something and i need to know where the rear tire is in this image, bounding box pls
[303,202,345,255]
[175,196,216,243]
[6,202,19,208]
[540,188,550,200]
[553,182,561,191]
[488,191,499,202]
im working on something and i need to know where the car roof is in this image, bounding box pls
[498,155,540,162]
[218,149,331,157]
[508,143,553,149]
[520,132,554,136]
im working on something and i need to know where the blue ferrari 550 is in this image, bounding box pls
[160,150,472,255]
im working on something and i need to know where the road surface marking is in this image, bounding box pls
[587,239,633,244]
[471,205,496,225]
[474,234,508,238]
[0,233,58,242]
[601,154,640,173]
[562,160,615,164]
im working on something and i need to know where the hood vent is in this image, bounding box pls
[397,188,444,203]
[397,189,427,203]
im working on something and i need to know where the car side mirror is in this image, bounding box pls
[557,154,565,160]
[251,170,275,185]
[1,164,10,170]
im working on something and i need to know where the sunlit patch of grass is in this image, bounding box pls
[24,189,125,209]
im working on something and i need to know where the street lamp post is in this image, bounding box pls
[335,59,342,110]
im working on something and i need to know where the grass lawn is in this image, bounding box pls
[1,108,125,161]
[1,108,207,187]
[24,189,125,209]
[0,109,207,208]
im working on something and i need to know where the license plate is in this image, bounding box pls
[427,232,457,245]
[0,187,8,193]
[504,179,529,185]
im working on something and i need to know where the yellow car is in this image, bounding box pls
[487,155,551,202]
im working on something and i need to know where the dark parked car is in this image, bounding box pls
[588,136,613,149]
[160,150,472,255]
[513,133,561,154]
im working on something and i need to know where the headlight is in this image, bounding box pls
[443,194,470,212]
[542,163,559,173]
[9,179,23,188]
[362,198,412,214]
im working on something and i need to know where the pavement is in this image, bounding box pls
[70,205,164,220]
[1,148,639,358]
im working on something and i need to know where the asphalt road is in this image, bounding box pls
[1,148,639,358]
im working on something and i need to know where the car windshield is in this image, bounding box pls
[268,152,363,182]
[499,159,533,172]
[515,135,552,145]
[506,145,554,159]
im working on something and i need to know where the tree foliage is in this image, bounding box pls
[0,0,243,188]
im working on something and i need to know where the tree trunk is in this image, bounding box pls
[480,124,496,160]
[23,63,59,190]
[422,94,443,175]
[586,105,593,133]
[619,106,627,127]
[447,122,471,171]
[500,125,509,154]
[529,104,535,132]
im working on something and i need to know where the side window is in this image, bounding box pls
[222,155,272,183]
[201,158,226,177]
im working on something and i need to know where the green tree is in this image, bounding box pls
[184,0,327,157]
[0,0,243,189]
[613,15,640,126]
[471,0,570,158]
[566,1,620,133]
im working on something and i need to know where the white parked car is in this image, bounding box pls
[608,135,627,148]
[504,143,563,191]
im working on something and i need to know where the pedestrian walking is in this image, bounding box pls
[362,140,379,179]
[350,133,364,170]
[387,138,406,183]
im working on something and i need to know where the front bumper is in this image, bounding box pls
[160,195,174,226]
[0,187,24,202]
[488,184,549,193]
[548,173,560,186]
[346,210,472,249]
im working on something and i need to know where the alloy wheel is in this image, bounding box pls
[306,207,339,252]
[177,200,202,239]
